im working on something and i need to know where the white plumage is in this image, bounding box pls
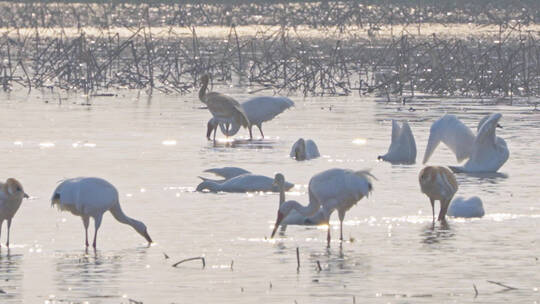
[447,196,485,218]
[423,113,509,173]
[290,138,320,161]
[203,167,251,180]
[207,96,294,139]
[0,178,28,247]
[196,174,294,193]
[271,169,374,247]
[449,114,509,173]
[378,120,417,164]
[51,177,152,248]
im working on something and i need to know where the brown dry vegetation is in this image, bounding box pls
[0,1,539,98]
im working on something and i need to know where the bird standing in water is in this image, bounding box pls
[199,74,250,141]
[51,177,152,249]
[419,166,458,223]
[0,178,29,247]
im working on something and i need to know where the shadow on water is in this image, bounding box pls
[207,139,277,150]
[0,250,23,303]
[53,250,124,302]
[420,221,455,245]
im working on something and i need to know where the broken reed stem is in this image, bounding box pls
[486,280,518,290]
[316,260,322,272]
[172,257,206,268]
[296,247,300,271]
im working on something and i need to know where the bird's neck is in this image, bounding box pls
[279,186,285,207]
[199,79,208,103]
[285,199,319,217]
[109,202,135,226]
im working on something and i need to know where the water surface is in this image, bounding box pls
[0,90,538,303]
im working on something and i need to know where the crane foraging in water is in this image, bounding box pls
[199,74,250,141]
[271,169,374,247]
[51,177,152,249]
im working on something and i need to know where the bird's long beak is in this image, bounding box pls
[144,231,153,244]
[271,211,285,238]
[23,193,29,199]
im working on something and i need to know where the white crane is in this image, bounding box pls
[290,138,320,161]
[206,96,294,140]
[378,120,416,164]
[196,173,294,193]
[0,178,28,247]
[51,177,152,249]
[423,113,508,172]
[271,169,374,247]
[418,166,458,222]
[199,74,250,141]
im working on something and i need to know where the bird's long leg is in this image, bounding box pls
[82,216,90,247]
[92,215,103,249]
[338,209,345,242]
[438,199,450,222]
[213,126,218,142]
[0,220,3,248]
[6,219,12,248]
[327,225,331,248]
[257,124,264,139]
[430,198,435,223]
[248,126,253,140]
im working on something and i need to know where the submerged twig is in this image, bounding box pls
[172,256,206,268]
[486,280,518,290]
[296,247,300,271]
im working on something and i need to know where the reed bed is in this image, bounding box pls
[0,1,539,98]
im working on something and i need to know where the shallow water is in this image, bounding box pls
[0,89,538,303]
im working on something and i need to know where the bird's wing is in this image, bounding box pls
[435,168,458,199]
[206,92,250,128]
[400,121,417,163]
[423,114,475,164]
[391,119,402,144]
[222,174,273,192]
[290,139,302,158]
[51,177,118,215]
[464,113,508,172]
[204,167,251,179]
[305,140,320,158]
[242,96,294,124]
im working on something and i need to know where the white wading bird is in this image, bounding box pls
[378,120,417,164]
[196,173,294,193]
[423,113,508,173]
[271,169,374,247]
[290,138,320,161]
[273,173,326,227]
[51,177,152,249]
[207,96,294,139]
[0,178,29,247]
[447,196,485,218]
[199,74,250,141]
[419,166,458,222]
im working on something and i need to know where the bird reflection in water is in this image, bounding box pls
[0,250,23,302]
[421,221,455,245]
[54,250,123,301]
[208,138,277,149]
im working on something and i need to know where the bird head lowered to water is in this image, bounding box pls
[132,219,152,244]
[2,178,29,199]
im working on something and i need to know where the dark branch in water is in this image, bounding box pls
[486,280,518,291]
[172,257,206,268]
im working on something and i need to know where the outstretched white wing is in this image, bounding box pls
[423,114,475,164]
